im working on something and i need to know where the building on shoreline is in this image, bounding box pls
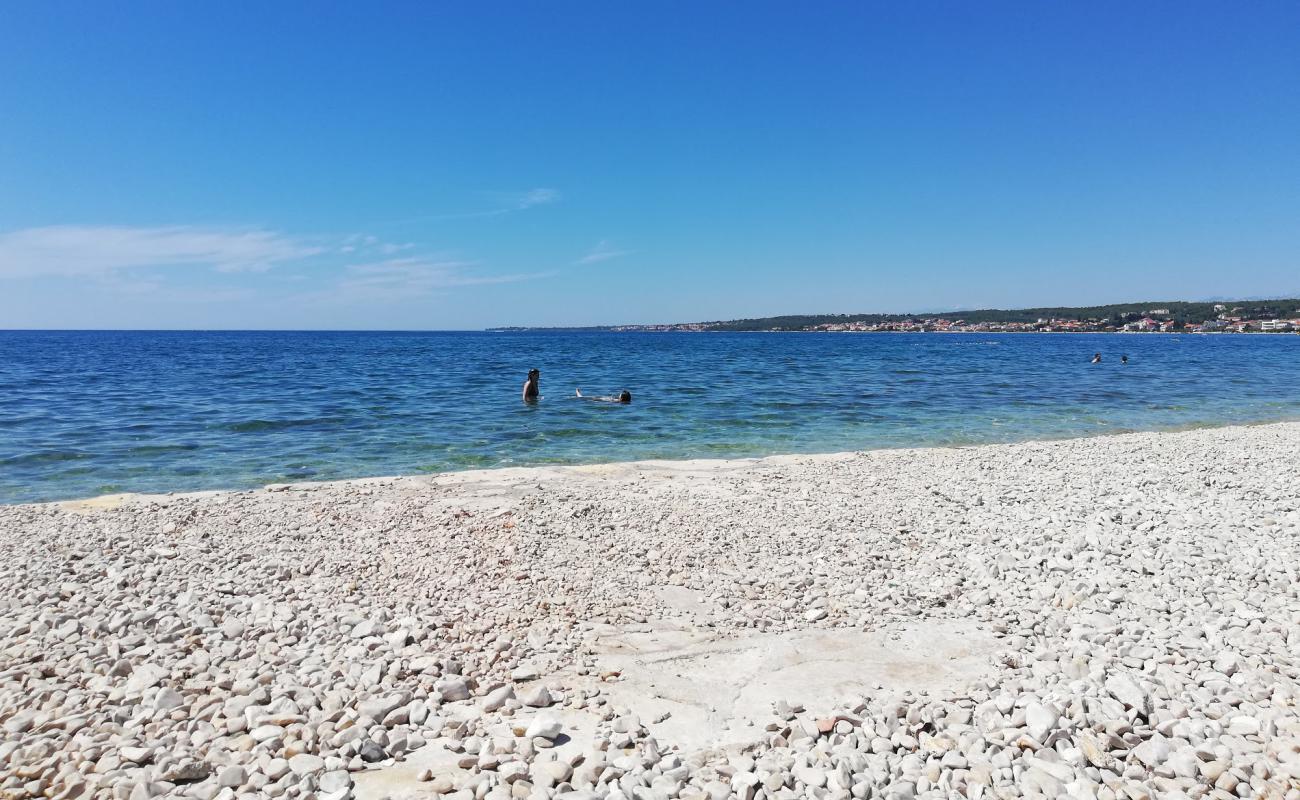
[511,302,1300,334]
[610,312,1300,334]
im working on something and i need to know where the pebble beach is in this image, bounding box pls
[2,422,1299,800]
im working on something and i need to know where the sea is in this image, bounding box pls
[1,330,1298,505]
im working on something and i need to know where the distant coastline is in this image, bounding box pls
[489,297,1300,334]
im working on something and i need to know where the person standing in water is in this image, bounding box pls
[1091,353,1102,363]
[575,388,632,404]
[522,368,541,402]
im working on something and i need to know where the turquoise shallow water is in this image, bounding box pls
[1,330,1297,504]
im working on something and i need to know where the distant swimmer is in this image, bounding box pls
[1121,354,1129,364]
[576,388,632,404]
[1091,353,1102,364]
[522,368,541,402]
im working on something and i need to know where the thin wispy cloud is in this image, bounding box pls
[440,188,562,219]
[574,240,632,265]
[340,234,419,255]
[321,257,554,302]
[511,188,560,209]
[0,222,557,314]
[367,188,561,227]
[0,225,322,277]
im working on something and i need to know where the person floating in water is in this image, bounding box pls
[575,388,632,404]
[522,368,541,402]
[1121,354,1129,364]
[1091,353,1102,363]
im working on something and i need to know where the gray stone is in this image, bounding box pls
[125,664,169,694]
[437,677,471,702]
[1105,674,1151,716]
[154,687,185,711]
[359,739,387,763]
[359,693,405,721]
[217,765,247,788]
[318,770,352,793]
[1132,735,1171,767]
[288,753,325,776]
[521,685,553,707]
[483,685,515,712]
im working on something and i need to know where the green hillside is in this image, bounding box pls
[691,299,1300,331]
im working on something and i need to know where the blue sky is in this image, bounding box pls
[1,2,1297,329]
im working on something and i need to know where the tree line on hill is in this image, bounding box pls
[487,299,1300,332]
[685,299,1300,331]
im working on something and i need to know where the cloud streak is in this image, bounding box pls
[0,223,560,313]
[511,188,560,209]
[367,188,561,227]
[574,240,632,265]
[0,225,323,277]
[315,257,554,302]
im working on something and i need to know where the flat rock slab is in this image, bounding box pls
[585,616,997,751]
[353,618,995,798]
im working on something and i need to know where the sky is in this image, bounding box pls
[1,2,1298,330]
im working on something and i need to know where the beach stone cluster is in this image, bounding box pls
[1,423,1298,799]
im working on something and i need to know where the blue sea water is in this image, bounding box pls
[1,330,1297,504]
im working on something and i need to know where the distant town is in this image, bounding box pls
[492,299,1300,334]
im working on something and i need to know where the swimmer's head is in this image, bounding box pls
[527,368,540,379]
[619,390,632,403]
